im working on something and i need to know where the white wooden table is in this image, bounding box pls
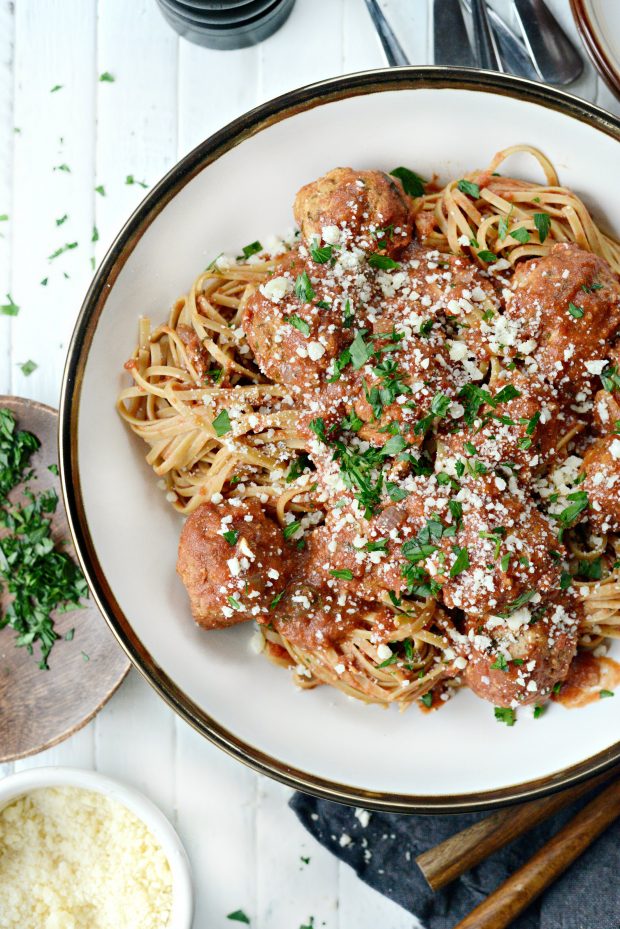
[1,2,618,927]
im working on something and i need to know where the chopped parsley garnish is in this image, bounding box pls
[340,299,354,329]
[490,653,508,672]
[509,226,530,244]
[294,271,315,303]
[349,331,374,370]
[53,163,71,173]
[600,690,614,699]
[223,530,239,546]
[368,254,401,271]
[286,452,311,483]
[227,910,250,923]
[559,571,572,590]
[309,241,333,263]
[283,521,302,540]
[95,184,106,197]
[284,314,310,336]
[389,166,426,197]
[308,417,327,443]
[227,596,242,611]
[125,174,149,189]
[457,179,480,199]
[50,84,63,93]
[477,250,498,264]
[206,367,223,384]
[458,382,520,427]
[577,559,602,581]
[419,318,434,337]
[99,71,115,82]
[494,706,516,726]
[533,704,545,719]
[212,409,232,436]
[500,553,511,572]
[330,569,353,580]
[568,302,584,319]
[48,241,78,260]
[420,692,433,708]
[270,591,284,610]
[316,300,331,310]
[241,240,263,259]
[555,490,588,528]
[0,409,87,668]
[497,589,536,618]
[386,482,408,502]
[449,546,469,577]
[0,294,19,317]
[55,214,68,226]
[534,212,551,242]
[91,225,99,243]
[582,281,603,293]
[414,392,451,435]
[18,360,37,377]
[600,364,620,393]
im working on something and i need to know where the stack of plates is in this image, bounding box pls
[155,0,297,50]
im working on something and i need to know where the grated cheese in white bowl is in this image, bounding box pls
[0,787,172,929]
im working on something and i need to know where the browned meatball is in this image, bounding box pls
[242,249,353,389]
[293,168,412,255]
[177,499,290,629]
[437,369,584,483]
[353,331,454,447]
[434,476,562,615]
[504,243,620,397]
[581,434,620,533]
[460,594,581,707]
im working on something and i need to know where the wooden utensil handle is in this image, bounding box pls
[416,771,611,891]
[453,777,620,929]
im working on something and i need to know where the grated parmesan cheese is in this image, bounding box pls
[0,787,173,929]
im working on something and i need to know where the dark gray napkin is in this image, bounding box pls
[290,787,620,929]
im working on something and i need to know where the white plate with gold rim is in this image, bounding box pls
[60,68,620,812]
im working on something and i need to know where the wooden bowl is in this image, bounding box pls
[0,396,130,762]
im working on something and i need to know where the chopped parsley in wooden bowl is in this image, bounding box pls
[0,397,130,762]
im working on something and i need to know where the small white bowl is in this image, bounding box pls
[0,766,193,929]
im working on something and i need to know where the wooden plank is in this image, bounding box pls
[343,0,385,73]
[10,0,97,407]
[174,719,258,927]
[178,41,260,155]
[175,31,263,929]
[259,0,344,100]
[95,670,176,812]
[95,0,178,261]
[255,779,339,929]
[0,0,15,395]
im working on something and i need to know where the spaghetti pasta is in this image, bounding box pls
[119,147,620,716]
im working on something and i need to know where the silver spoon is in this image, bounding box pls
[511,0,583,85]
[363,0,410,67]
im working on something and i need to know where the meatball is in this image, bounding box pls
[177,499,289,629]
[504,243,620,397]
[460,593,581,707]
[437,370,584,483]
[581,434,620,533]
[434,476,562,615]
[353,330,454,447]
[293,168,412,256]
[243,249,352,389]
